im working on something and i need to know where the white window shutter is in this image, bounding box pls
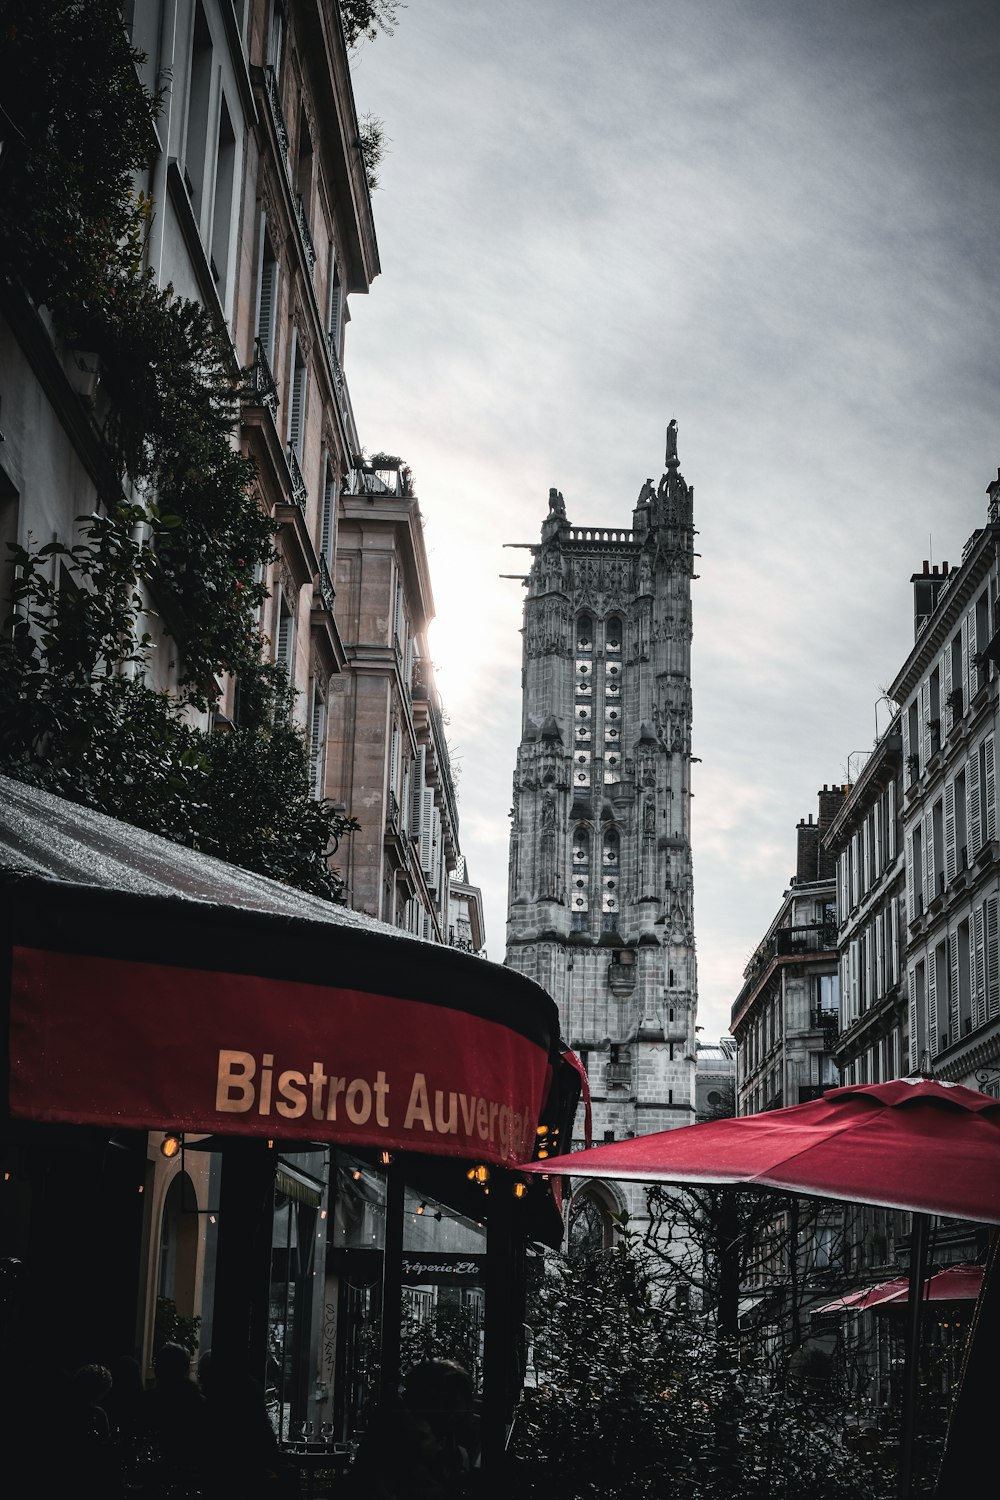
[948,931,961,1045]
[988,895,1000,1021]
[926,947,938,1058]
[943,641,954,733]
[967,748,983,861]
[309,684,326,799]
[923,809,935,910]
[907,968,919,1072]
[920,679,932,768]
[984,733,996,844]
[943,779,957,885]
[972,903,987,1030]
[905,831,915,922]
[887,777,896,859]
[320,459,336,564]
[966,607,978,707]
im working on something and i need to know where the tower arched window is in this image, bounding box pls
[574,614,593,788]
[571,827,590,930]
[605,616,622,654]
[602,828,619,929]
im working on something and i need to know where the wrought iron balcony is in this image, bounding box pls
[316,554,335,615]
[244,337,279,417]
[285,444,307,513]
[294,193,317,275]
[263,66,290,159]
[385,791,400,834]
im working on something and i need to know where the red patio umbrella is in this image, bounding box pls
[524,1077,1000,1498]
[523,1077,1000,1223]
[817,1264,985,1315]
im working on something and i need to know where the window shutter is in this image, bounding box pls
[276,601,294,677]
[410,746,425,835]
[967,748,983,861]
[943,639,954,733]
[973,902,987,1030]
[943,779,957,884]
[926,947,938,1058]
[320,459,336,563]
[328,266,343,352]
[988,895,1000,1021]
[288,354,307,455]
[257,255,279,363]
[920,678,932,767]
[309,685,326,799]
[875,916,885,1000]
[389,723,399,799]
[862,820,871,896]
[907,968,919,1072]
[891,896,900,984]
[966,607,978,707]
[922,809,934,910]
[983,733,996,844]
[887,777,896,859]
[901,705,911,770]
[948,930,961,1045]
[905,831,915,922]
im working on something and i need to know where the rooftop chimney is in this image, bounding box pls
[911,560,951,642]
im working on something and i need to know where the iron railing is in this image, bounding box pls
[285,444,307,513]
[244,337,279,417]
[316,554,335,615]
[263,66,290,158]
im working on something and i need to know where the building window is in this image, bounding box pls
[308,680,327,799]
[256,224,280,369]
[210,97,237,303]
[274,592,295,679]
[287,332,308,459]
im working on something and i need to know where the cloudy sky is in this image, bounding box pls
[345,0,1000,1041]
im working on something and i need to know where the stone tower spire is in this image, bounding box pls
[505,427,699,1243]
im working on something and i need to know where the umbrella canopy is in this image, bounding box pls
[523,1077,1000,1225]
[816,1265,985,1315]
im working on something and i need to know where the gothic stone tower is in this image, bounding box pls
[505,422,698,1235]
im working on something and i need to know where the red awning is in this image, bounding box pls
[1,775,564,1167]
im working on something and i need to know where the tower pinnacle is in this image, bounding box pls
[665,418,679,469]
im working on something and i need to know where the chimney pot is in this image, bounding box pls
[943,561,950,575]
[922,560,929,574]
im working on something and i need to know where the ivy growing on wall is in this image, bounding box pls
[0,0,356,898]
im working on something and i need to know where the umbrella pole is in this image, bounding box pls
[898,1211,930,1500]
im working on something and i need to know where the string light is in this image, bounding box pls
[513,1181,528,1200]
[160,1131,182,1160]
[379,1150,393,1167]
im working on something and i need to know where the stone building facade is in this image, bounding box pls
[505,423,699,1234]
[891,478,1000,1094]
[329,457,466,941]
[731,788,844,1117]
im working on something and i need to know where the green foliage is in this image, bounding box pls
[154,1297,201,1358]
[0,523,356,897]
[0,0,157,314]
[401,1301,482,1389]
[0,2,356,895]
[341,0,403,50]
[515,1229,895,1500]
[358,112,388,194]
[0,0,275,696]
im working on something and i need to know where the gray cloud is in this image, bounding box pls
[347,0,1000,1039]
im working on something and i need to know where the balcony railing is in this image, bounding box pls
[385,791,400,834]
[244,337,279,418]
[285,444,307,513]
[263,66,290,159]
[294,193,317,275]
[316,554,335,616]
